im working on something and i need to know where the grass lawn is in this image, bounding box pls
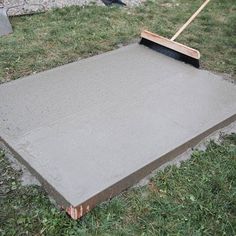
[0,0,235,82]
[0,0,236,235]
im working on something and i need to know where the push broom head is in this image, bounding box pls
[140,30,200,68]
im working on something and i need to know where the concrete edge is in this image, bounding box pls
[0,135,71,208]
[1,112,235,220]
[67,113,236,220]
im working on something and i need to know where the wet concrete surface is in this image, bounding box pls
[0,44,235,212]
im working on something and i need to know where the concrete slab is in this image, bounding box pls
[0,8,13,36]
[0,44,235,219]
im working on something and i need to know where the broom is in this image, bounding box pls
[140,0,211,68]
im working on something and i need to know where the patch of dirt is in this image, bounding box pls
[0,142,40,186]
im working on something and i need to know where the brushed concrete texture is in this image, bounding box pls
[0,8,13,36]
[0,44,236,209]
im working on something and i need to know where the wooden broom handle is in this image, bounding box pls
[171,0,211,41]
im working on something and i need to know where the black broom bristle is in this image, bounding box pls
[140,38,200,68]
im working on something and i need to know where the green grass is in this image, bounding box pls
[1,134,236,235]
[0,0,235,83]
